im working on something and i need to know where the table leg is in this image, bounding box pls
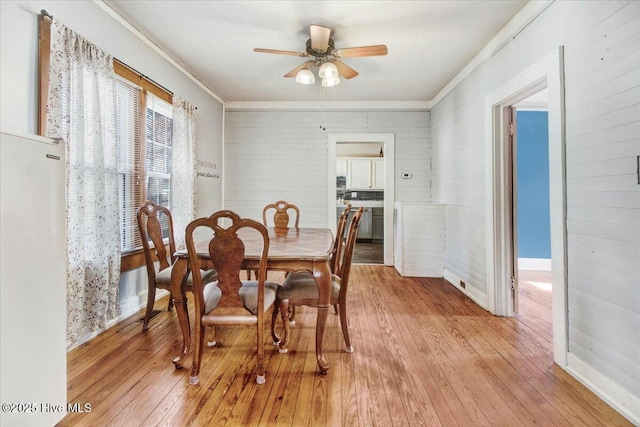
[171,258,190,369]
[313,260,331,374]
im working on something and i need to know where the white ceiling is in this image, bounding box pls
[104,1,529,104]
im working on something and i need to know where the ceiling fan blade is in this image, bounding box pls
[310,24,331,52]
[335,45,388,58]
[334,60,359,79]
[283,60,315,78]
[254,48,308,57]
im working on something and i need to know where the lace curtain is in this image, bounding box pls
[171,96,197,249]
[46,19,121,346]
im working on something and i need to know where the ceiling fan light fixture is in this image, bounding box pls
[318,61,339,79]
[256,24,388,86]
[296,69,315,84]
[322,75,340,88]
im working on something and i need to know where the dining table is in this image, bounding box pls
[170,226,335,374]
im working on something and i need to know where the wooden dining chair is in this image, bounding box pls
[247,200,301,280]
[262,200,300,230]
[271,207,363,354]
[284,203,351,327]
[136,200,217,331]
[185,210,279,385]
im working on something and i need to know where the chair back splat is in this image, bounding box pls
[331,204,351,273]
[262,200,300,230]
[137,201,176,275]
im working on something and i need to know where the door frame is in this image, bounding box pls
[505,106,519,314]
[327,133,395,266]
[484,47,568,366]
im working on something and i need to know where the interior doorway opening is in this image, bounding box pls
[512,92,553,345]
[336,143,385,264]
[327,133,395,266]
[484,47,567,366]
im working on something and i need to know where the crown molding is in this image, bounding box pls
[225,101,431,111]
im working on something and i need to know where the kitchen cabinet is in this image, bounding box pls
[349,159,371,189]
[336,158,348,175]
[394,203,444,277]
[372,159,384,189]
[338,157,385,189]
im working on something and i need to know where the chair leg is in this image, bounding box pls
[142,284,156,331]
[333,304,339,315]
[288,305,297,325]
[207,326,216,347]
[270,303,281,345]
[189,322,206,385]
[338,302,353,353]
[278,299,291,353]
[167,295,174,311]
[256,315,266,384]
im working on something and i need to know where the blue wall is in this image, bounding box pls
[516,111,551,259]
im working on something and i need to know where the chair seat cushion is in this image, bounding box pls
[155,265,218,285]
[203,280,279,315]
[277,272,340,300]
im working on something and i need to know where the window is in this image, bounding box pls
[115,75,173,253]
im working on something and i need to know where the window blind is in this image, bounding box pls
[115,78,143,252]
[145,93,173,242]
[115,79,173,252]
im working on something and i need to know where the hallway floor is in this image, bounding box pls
[352,242,384,264]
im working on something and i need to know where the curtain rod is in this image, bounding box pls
[115,59,198,110]
[115,59,174,96]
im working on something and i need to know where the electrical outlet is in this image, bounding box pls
[460,280,466,289]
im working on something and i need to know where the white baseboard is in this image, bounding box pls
[566,353,640,425]
[518,258,551,271]
[66,289,169,351]
[443,268,489,310]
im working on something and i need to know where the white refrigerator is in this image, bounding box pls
[1,131,67,426]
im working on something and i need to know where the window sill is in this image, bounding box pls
[120,243,170,273]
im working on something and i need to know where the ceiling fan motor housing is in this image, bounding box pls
[306,38,336,58]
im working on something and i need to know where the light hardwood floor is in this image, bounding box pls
[58,266,631,426]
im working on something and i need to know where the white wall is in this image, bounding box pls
[224,109,430,223]
[430,0,639,419]
[0,1,224,323]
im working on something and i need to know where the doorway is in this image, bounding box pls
[336,143,385,264]
[327,133,395,266]
[484,47,568,367]
[512,95,553,343]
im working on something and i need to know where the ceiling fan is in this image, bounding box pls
[254,24,388,87]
